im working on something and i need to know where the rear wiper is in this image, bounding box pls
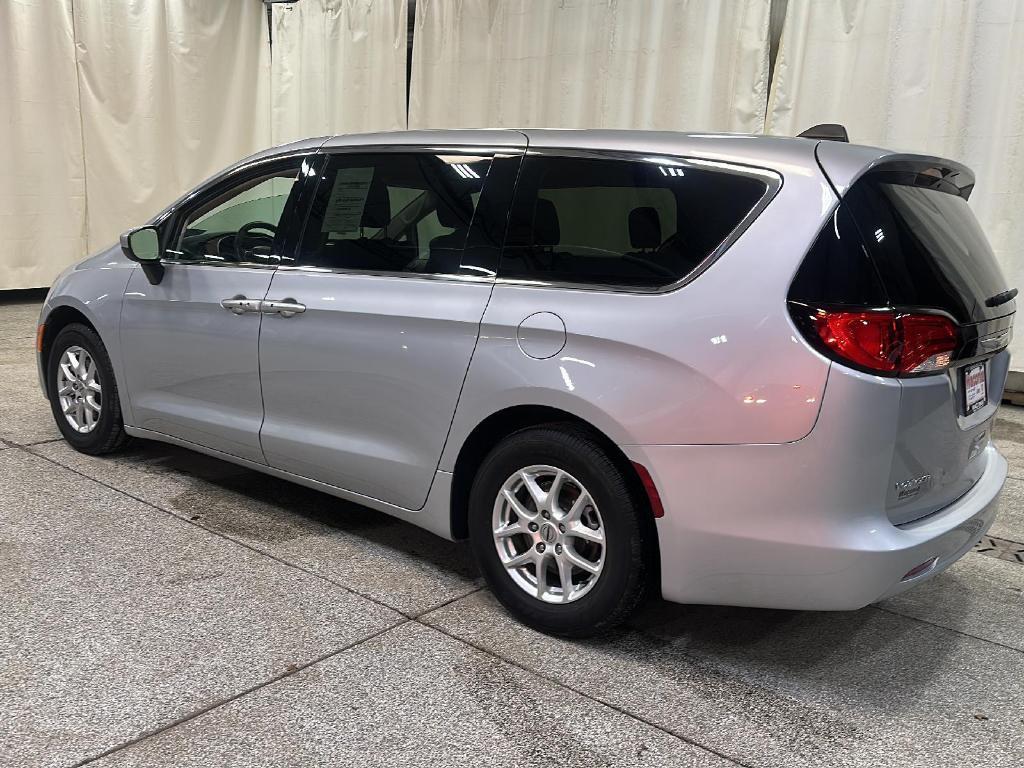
[985,288,1018,308]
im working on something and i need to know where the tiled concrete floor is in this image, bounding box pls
[2,294,1023,768]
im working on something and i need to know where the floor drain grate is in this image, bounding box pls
[974,535,1024,564]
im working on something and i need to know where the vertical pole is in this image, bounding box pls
[406,0,416,122]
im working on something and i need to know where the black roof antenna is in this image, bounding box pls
[797,123,849,142]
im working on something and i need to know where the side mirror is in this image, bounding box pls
[120,226,164,285]
[121,226,161,261]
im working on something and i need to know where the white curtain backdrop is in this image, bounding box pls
[270,0,407,145]
[409,0,772,132]
[0,0,87,291]
[73,1,272,251]
[768,0,1024,362]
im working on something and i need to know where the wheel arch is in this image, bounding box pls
[448,405,661,568]
[40,304,100,398]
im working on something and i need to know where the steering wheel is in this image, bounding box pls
[235,221,279,262]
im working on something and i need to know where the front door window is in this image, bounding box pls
[168,165,302,266]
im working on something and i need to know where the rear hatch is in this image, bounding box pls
[791,154,1014,525]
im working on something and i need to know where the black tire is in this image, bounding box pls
[468,424,652,637]
[46,323,129,455]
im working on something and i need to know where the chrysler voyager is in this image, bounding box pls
[37,129,1013,636]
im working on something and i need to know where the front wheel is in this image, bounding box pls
[468,425,653,637]
[47,323,129,455]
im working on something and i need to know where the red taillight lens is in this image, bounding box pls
[815,311,899,372]
[899,314,959,372]
[812,310,958,375]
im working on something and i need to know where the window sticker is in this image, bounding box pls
[322,167,375,234]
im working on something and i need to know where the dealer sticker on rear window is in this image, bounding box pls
[964,363,987,415]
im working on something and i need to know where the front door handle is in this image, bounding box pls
[261,298,306,318]
[220,296,262,314]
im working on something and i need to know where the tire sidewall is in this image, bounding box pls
[469,428,644,635]
[47,326,120,452]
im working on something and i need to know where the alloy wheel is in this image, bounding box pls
[56,346,102,434]
[492,464,606,603]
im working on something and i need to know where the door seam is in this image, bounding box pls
[418,137,531,512]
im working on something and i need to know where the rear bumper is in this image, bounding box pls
[629,441,1003,610]
[874,448,1003,601]
[621,358,1007,610]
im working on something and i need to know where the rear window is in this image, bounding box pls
[499,155,769,289]
[844,168,1011,323]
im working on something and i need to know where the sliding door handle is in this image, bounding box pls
[261,298,306,318]
[220,296,262,314]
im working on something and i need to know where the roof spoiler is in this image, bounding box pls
[797,123,849,143]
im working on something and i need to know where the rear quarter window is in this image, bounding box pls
[787,204,889,308]
[500,155,769,289]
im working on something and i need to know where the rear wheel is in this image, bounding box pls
[47,323,128,455]
[468,425,652,637]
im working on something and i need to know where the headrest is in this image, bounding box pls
[437,195,473,229]
[629,206,661,250]
[360,176,391,229]
[533,198,560,247]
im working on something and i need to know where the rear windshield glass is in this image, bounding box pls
[845,170,1010,322]
[500,155,769,289]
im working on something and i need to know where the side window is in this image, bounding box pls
[500,155,769,289]
[788,204,888,307]
[411,192,482,261]
[169,159,304,265]
[298,152,493,275]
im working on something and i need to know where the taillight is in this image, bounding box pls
[810,309,958,375]
[899,314,960,372]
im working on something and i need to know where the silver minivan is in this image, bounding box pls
[37,129,1012,636]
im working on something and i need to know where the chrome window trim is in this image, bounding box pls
[159,257,281,271]
[275,264,495,285]
[496,147,783,296]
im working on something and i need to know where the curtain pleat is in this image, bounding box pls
[73,0,272,251]
[1,0,407,290]
[0,0,87,290]
[271,0,407,146]
[409,0,773,132]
